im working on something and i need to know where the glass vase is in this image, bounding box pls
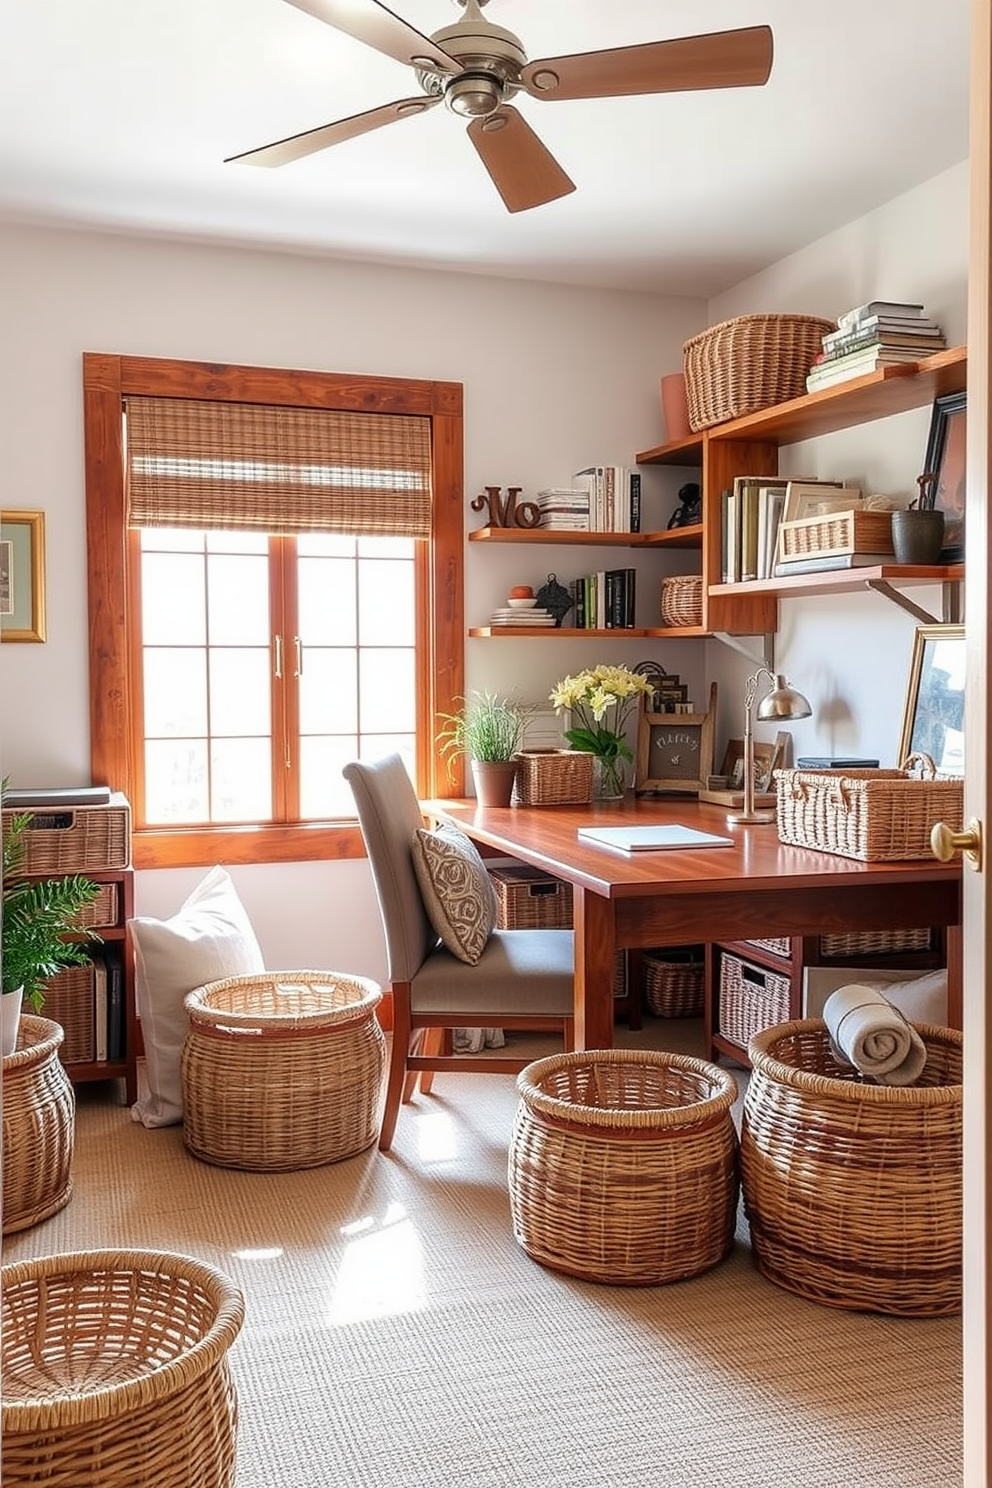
[593,754,627,801]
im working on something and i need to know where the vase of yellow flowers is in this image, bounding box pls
[549,664,655,800]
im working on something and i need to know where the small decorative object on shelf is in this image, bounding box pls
[667,482,701,530]
[534,573,574,628]
[470,485,540,529]
[550,664,655,800]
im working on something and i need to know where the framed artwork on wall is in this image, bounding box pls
[898,623,965,778]
[1,509,46,643]
[921,390,966,561]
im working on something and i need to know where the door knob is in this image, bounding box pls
[930,818,983,870]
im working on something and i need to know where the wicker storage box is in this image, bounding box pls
[182,971,385,1171]
[719,952,791,1049]
[775,754,964,861]
[489,863,574,929]
[778,508,895,562]
[2,1016,75,1235]
[683,313,835,431]
[741,1018,962,1316]
[1,1248,244,1488]
[508,1049,739,1285]
[818,927,932,957]
[643,948,705,1017]
[512,749,594,806]
[660,574,703,627]
[43,961,97,1064]
[69,880,119,930]
[1,792,131,871]
[745,937,792,957]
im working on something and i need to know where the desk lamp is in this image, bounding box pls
[728,668,812,825]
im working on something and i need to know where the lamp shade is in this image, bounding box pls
[756,675,812,721]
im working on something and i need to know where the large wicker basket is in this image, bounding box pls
[1,1248,244,1488]
[683,313,835,430]
[182,971,385,1171]
[508,1049,739,1285]
[2,1015,75,1234]
[775,752,964,861]
[741,1018,962,1316]
[512,749,594,806]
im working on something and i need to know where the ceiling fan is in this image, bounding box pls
[227,0,773,213]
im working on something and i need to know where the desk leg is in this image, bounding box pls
[573,888,615,1051]
[946,921,963,1029]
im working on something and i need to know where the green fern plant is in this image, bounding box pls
[437,691,530,774]
[2,800,101,1011]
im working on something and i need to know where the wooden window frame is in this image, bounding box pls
[83,353,464,869]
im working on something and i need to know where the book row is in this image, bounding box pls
[536,467,642,533]
[569,568,637,629]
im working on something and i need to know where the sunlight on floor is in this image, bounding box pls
[414,1109,459,1163]
[329,1201,425,1325]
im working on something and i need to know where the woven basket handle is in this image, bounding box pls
[829,780,853,811]
[900,751,937,780]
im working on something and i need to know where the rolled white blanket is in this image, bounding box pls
[823,982,928,1086]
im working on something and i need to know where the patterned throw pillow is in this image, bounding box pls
[411,823,498,965]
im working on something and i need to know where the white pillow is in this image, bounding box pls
[129,866,264,1128]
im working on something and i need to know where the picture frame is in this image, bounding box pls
[635,682,717,796]
[1,510,46,643]
[922,390,966,561]
[898,623,965,778]
[773,481,861,567]
[720,730,789,794]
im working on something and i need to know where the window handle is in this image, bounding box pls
[293,637,303,678]
[273,634,283,678]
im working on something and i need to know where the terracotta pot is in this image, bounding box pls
[471,759,519,807]
[660,373,691,442]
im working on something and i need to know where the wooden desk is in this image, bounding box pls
[425,797,963,1050]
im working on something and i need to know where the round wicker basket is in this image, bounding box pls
[660,575,703,628]
[1,1248,244,1488]
[508,1049,739,1285]
[2,1014,74,1234]
[741,1018,962,1316]
[182,971,385,1171]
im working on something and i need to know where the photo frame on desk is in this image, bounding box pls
[720,731,789,793]
[635,682,717,796]
[922,390,966,561]
[1,509,46,643]
[898,623,965,778]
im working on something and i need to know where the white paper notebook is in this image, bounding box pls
[577,824,734,853]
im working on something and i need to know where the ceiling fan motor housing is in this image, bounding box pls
[419,3,527,118]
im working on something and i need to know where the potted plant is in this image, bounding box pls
[550,663,656,799]
[438,691,530,806]
[2,802,101,1056]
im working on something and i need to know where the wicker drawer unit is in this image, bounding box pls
[718,953,792,1052]
[1,793,131,872]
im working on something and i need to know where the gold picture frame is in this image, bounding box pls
[898,623,965,777]
[1,510,46,643]
[635,682,717,796]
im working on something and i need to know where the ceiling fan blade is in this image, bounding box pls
[467,106,575,214]
[521,25,773,101]
[285,0,459,75]
[226,95,439,167]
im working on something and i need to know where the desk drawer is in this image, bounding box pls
[718,953,791,1050]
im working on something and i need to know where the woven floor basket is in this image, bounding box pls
[512,749,594,806]
[741,1018,962,1316]
[1,1248,244,1488]
[2,1015,75,1234]
[182,971,385,1171]
[643,950,704,1017]
[683,313,835,430]
[508,1049,739,1285]
[660,575,703,627]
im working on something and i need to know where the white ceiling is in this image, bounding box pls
[0,0,971,296]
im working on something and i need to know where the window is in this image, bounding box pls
[84,355,464,868]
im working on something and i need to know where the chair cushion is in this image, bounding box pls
[129,866,264,1128]
[411,823,498,966]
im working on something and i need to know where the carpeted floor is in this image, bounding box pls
[3,1019,962,1487]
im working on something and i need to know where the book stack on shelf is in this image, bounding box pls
[720,476,848,583]
[488,604,557,628]
[569,568,636,629]
[571,465,642,533]
[805,299,947,393]
[535,488,591,531]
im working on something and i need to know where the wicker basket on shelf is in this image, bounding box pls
[660,575,703,627]
[741,1018,962,1316]
[683,313,835,430]
[512,749,594,806]
[643,949,705,1017]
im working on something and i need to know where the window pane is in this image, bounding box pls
[143,649,208,737]
[358,536,414,560]
[359,558,414,645]
[360,649,416,734]
[207,554,270,645]
[209,649,272,735]
[145,739,209,823]
[298,556,356,645]
[141,553,206,645]
[299,648,357,734]
[300,736,359,819]
[362,735,416,775]
[211,739,272,821]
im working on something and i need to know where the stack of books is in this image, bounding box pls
[489,605,557,628]
[571,465,642,533]
[805,299,946,393]
[535,488,591,531]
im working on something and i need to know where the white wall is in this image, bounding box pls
[0,161,969,977]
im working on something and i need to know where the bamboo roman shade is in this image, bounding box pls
[125,396,432,538]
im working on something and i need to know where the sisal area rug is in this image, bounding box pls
[2,1024,962,1487]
